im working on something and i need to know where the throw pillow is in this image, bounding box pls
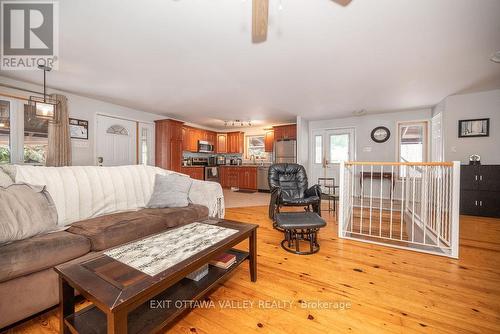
[0,169,12,188]
[0,184,58,245]
[147,173,193,208]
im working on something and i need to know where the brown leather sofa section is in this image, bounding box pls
[67,204,209,251]
[0,231,91,283]
[0,268,59,328]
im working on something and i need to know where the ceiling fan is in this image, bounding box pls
[252,0,352,43]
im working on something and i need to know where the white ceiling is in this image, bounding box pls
[2,0,500,129]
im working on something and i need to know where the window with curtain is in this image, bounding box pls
[23,104,48,165]
[0,100,10,164]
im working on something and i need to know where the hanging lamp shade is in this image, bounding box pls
[28,96,58,120]
[28,65,59,122]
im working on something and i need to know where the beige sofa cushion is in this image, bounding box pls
[67,204,209,251]
[0,169,13,187]
[0,184,58,245]
[0,231,91,283]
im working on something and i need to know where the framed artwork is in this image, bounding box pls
[458,118,489,138]
[69,118,88,139]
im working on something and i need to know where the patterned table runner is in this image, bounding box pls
[104,222,238,276]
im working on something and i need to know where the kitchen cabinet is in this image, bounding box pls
[180,167,205,180]
[216,133,228,153]
[219,166,257,190]
[273,124,296,141]
[227,132,244,154]
[460,165,500,217]
[207,131,217,145]
[239,167,257,190]
[264,130,274,152]
[155,119,184,172]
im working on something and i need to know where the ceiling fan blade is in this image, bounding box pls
[252,0,269,43]
[332,0,352,6]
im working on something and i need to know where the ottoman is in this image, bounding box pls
[275,212,327,255]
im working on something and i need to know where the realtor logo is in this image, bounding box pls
[1,1,59,70]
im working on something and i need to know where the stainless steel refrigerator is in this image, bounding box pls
[274,140,296,163]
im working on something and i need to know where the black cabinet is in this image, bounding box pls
[460,165,500,217]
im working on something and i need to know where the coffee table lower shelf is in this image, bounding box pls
[64,249,249,334]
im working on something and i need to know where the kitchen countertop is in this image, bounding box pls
[181,166,205,168]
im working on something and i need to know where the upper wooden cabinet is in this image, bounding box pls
[273,124,296,141]
[155,119,184,172]
[216,133,227,153]
[264,130,274,152]
[227,132,244,154]
[182,126,217,152]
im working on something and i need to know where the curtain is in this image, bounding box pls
[46,94,71,166]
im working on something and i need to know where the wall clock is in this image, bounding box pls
[371,126,390,143]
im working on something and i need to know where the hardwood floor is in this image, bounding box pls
[5,205,500,333]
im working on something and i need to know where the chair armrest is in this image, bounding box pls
[305,184,321,198]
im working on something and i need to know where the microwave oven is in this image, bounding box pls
[198,140,214,153]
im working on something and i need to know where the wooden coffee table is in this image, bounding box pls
[54,220,258,334]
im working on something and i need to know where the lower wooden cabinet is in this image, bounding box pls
[220,166,257,190]
[180,167,205,180]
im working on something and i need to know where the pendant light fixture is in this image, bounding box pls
[29,65,59,121]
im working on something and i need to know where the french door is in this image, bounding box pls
[311,128,355,187]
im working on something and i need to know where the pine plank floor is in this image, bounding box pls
[4,205,500,334]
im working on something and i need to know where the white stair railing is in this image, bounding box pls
[338,161,460,258]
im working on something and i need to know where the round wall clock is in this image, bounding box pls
[371,126,390,143]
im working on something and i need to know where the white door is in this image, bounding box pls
[96,115,137,166]
[311,128,355,188]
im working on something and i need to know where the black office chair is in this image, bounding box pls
[268,163,322,221]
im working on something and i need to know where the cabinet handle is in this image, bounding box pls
[475,175,478,181]
[480,175,483,181]
[480,200,483,207]
[475,200,478,206]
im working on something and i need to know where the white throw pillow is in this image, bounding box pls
[147,174,193,208]
[0,169,12,188]
[0,184,58,245]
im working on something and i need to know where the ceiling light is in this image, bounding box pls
[0,123,5,128]
[490,51,500,63]
[29,65,59,121]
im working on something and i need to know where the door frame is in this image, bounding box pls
[94,113,154,166]
[309,126,357,185]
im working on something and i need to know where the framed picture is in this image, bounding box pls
[458,118,489,138]
[69,118,88,139]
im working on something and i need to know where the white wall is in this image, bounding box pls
[306,108,432,199]
[297,116,309,167]
[441,89,500,164]
[308,108,432,165]
[0,76,165,165]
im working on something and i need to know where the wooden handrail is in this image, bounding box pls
[345,161,454,167]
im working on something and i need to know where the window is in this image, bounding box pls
[314,135,322,164]
[24,104,48,165]
[398,121,428,176]
[246,135,267,159]
[106,124,129,136]
[0,100,10,164]
[329,134,350,162]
